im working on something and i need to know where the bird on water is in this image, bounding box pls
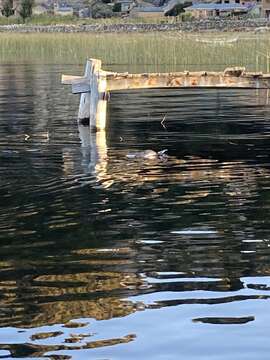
[126,149,168,160]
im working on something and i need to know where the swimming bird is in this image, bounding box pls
[126,149,168,160]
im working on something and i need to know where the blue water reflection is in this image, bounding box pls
[0,63,270,359]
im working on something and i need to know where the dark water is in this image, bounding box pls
[1,63,270,359]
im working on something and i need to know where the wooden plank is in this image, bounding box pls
[90,65,99,132]
[61,75,85,85]
[78,60,92,121]
[72,81,91,94]
[71,68,112,94]
[223,67,245,77]
[89,59,102,132]
[62,62,270,91]
[62,59,270,136]
[96,73,107,131]
[105,71,270,91]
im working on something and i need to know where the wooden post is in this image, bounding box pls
[78,60,92,126]
[96,72,108,132]
[62,59,270,134]
[89,59,108,132]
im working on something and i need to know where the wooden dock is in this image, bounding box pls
[62,58,270,132]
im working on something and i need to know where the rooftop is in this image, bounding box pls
[135,4,165,11]
[186,3,249,10]
[55,4,73,10]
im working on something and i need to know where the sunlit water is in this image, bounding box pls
[1,58,270,359]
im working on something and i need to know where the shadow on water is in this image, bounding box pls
[1,64,270,358]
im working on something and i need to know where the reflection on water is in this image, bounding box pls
[1,64,270,359]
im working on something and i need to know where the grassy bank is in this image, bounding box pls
[0,32,269,72]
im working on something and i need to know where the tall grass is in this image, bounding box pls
[0,32,269,72]
[0,14,170,26]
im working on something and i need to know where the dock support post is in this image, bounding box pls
[90,59,108,132]
[62,59,270,136]
[78,60,92,126]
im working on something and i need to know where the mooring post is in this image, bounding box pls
[89,59,108,132]
[78,60,92,126]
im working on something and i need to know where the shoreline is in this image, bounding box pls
[0,19,270,33]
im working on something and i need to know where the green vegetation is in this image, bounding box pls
[19,0,34,22]
[0,15,21,24]
[1,0,14,17]
[0,32,269,74]
[91,2,113,18]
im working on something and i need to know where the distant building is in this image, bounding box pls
[54,2,74,16]
[78,7,90,17]
[262,0,270,17]
[130,3,164,17]
[185,2,250,18]
[216,0,261,15]
[115,0,134,12]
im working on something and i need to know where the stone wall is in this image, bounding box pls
[0,19,270,33]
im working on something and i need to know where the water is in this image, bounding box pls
[1,50,270,359]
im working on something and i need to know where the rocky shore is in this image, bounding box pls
[0,19,270,33]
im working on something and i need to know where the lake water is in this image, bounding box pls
[1,34,270,359]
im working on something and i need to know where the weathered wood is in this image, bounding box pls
[223,67,245,77]
[78,60,92,122]
[89,59,107,132]
[96,72,107,131]
[62,59,270,134]
[106,70,270,91]
[61,75,85,85]
[89,60,99,132]
[64,70,270,91]
[72,81,91,94]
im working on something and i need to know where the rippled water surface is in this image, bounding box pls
[1,60,270,359]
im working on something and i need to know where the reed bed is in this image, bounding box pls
[0,32,269,72]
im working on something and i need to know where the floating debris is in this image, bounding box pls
[161,115,167,129]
